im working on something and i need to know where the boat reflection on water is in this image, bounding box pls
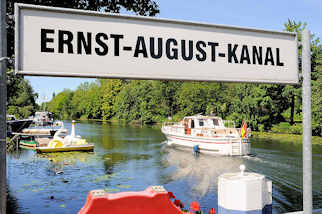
[37,152,95,175]
[162,142,245,196]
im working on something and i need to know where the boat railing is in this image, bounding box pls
[163,121,251,138]
[162,121,179,126]
[162,122,184,134]
[195,127,239,136]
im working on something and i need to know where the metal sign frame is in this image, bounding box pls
[15,3,299,84]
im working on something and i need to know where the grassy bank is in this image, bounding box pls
[252,131,322,145]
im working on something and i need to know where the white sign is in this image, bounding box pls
[15,4,299,84]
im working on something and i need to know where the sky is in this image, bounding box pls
[25,0,322,104]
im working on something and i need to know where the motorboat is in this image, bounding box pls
[6,114,33,133]
[19,135,38,149]
[22,121,67,137]
[161,114,251,156]
[33,111,54,126]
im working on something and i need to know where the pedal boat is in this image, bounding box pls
[36,143,94,153]
[36,120,94,153]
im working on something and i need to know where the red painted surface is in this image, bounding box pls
[209,208,216,214]
[78,186,184,214]
[190,201,200,211]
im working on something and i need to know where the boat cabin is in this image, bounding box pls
[183,116,226,135]
[33,111,54,126]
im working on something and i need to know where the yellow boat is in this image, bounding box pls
[36,144,94,153]
[36,135,94,153]
[36,120,94,153]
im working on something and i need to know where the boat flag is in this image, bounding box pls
[241,120,247,139]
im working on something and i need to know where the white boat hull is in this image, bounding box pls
[164,133,250,156]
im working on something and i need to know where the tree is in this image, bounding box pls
[311,46,322,136]
[86,82,103,119]
[283,20,321,125]
[70,82,90,119]
[100,79,125,121]
[283,20,322,135]
[113,80,153,123]
[47,89,73,119]
[6,70,38,119]
[175,82,209,118]
[69,81,104,119]
[151,80,182,120]
[6,0,159,63]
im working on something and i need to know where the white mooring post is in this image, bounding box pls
[302,29,312,214]
[0,0,7,213]
[218,165,272,214]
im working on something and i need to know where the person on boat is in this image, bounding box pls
[193,145,200,157]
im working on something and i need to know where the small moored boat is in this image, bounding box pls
[22,121,68,137]
[19,135,38,149]
[33,111,54,126]
[7,115,33,133]
[36,144,94,153]
[36,120,94,153]
[161,115,251,156]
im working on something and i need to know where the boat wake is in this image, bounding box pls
[162,146,244,196]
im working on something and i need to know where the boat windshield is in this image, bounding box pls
[213,119,219,126]
[199,119,204,127]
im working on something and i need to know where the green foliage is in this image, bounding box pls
[283,20,322,135]
[7,70,38,119]
[311,72,322,136]
[113,81,143,121]
[101,79,124,120]
[152,80,182,120]
[69,81,104,119]
[271,122,303,135]
[113,80,161,124]
[47,89,73,119]
[252,131,322,145]
[175,82,209,116]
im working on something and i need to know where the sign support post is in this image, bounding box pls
[0,0,7,213]
[302,29,312,214]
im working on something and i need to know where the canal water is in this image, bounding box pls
[6,121,322,213]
